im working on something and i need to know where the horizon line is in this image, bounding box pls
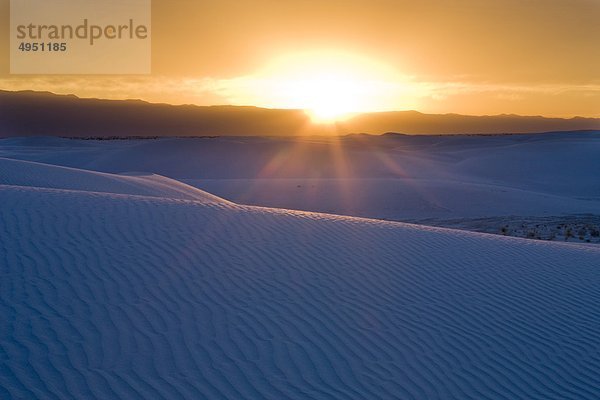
[2,89,599,121]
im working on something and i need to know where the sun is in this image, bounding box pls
[247,51,402,123]
[281,73,367,123]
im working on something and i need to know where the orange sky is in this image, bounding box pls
[1,0,599,118]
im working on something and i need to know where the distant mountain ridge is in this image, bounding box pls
[1,90,598,137]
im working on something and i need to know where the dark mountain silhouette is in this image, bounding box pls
[341,111,600,136]
[1,90,598,137]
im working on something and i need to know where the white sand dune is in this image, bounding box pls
[0,157,228,203]
[1,133,598,221]
[186,177,600,221]
[1,159,599,399]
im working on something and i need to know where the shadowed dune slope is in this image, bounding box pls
[1,178,599,399]
[3,133,598,221]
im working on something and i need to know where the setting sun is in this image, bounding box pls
[223,51,408,123]
[282,74,364,123]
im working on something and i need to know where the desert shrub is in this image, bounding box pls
[565,228,573,240]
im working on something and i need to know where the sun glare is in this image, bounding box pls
[282,74,366,123]
[250,51,404,123]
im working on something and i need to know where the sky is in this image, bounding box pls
[1,0,599,119]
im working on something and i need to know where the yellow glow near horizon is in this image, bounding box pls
[278,74,372,123]
[245,51,407,123]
